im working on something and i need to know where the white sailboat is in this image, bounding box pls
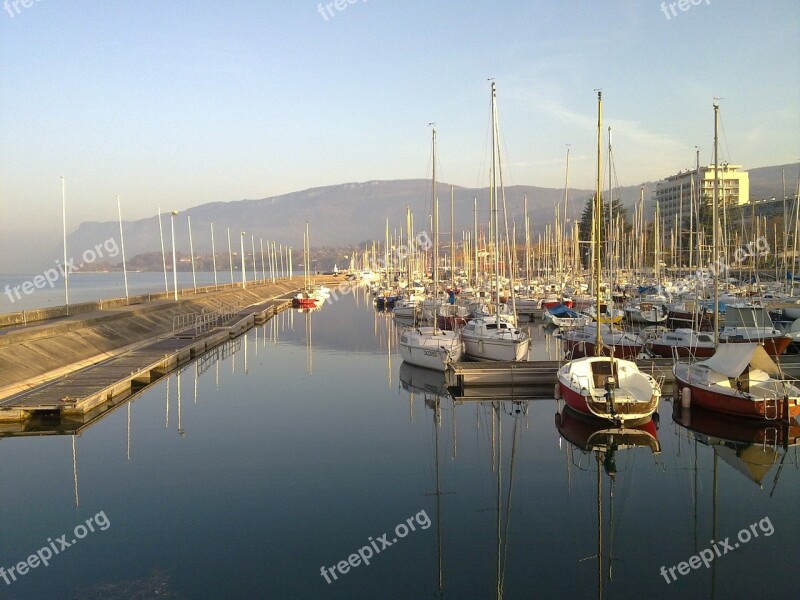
[462,81,530,362]
[557,91,661,425]
[398,126,463,371]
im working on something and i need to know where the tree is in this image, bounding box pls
[578,194,629,267]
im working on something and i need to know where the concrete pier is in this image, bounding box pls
[0,277,339,424]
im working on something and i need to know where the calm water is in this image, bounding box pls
[0,271,300,313]
[0,289,797,599]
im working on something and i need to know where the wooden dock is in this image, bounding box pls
[0,299,291,423]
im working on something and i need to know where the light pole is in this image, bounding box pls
[240,231,247,289]
[211,222,218,289]
[188,215,196,290]
[158,207,168,292]
[170,211,179,301]
[117,195,129,302]
[61,176,69,314]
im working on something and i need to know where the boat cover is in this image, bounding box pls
[700,343,781,378]
[548,304,578,318]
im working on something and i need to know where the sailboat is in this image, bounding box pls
[292,222,322,308]
[557,91,661,425]
[398,127,463,372]
[672,101,800,421]
[461,81,530,362]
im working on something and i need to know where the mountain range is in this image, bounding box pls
[65,163,798,264]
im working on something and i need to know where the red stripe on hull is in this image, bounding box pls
[722,337,792,356]
[675,378,800,420]
[560,384,593,417]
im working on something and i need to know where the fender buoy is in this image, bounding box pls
[554,382,562,400]
[681,386,692,408]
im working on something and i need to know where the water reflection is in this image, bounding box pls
[672,403,800,490]
[399,361,531,599]
[671,403,800,598]
[555,406,661,600]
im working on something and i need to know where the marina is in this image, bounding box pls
[0,288,797,599]
[1,4,797,598]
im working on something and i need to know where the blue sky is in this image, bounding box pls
[1,0,798,269]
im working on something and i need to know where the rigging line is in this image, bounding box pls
[718,110,733,166]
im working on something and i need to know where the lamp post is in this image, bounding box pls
[188,215,197,290]
[117,195,129,302]
[61,176,69,314]
[170,211,179,301]
[240,231,247,289]
[211,222,218,289]
[158,207,168,292]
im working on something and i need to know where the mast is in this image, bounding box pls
[450,186,455,290]
[490,82,501,318]
[432,125,440,335]
[524,195,531,285]
[712,101,720,348]
[594,91,603,356]
[473,197,479,288]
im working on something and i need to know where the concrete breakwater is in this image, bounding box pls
[0,277,322,424]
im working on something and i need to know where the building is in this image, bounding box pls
[654,164,749,236]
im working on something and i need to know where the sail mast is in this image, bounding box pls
[491,81,501,318]
[432,125,440,335]
[594,91,603,356]
[713,100,720,349]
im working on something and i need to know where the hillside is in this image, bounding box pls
[65,163,797,263]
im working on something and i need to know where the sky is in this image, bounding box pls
[1,0,798,270]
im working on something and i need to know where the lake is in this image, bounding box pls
[0,288,797,599]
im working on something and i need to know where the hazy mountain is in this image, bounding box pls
[63,163,797,267]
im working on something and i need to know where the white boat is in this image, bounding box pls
[461,316,529,361]
[673,343,800,420]
[460,82,530,361]
[557,355,661,425]
[398,127,463,371]
[557,91,660,425]
[399,326,463,371]
[624,301,667,325]
[718,303,792,356]
[644,327,716,358]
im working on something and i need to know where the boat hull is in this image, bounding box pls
[674,366,800,420]
[557,357,660,424]
[462,336,529,361]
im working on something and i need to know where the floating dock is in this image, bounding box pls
[0,276,344,425]
[448,356,800,401]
